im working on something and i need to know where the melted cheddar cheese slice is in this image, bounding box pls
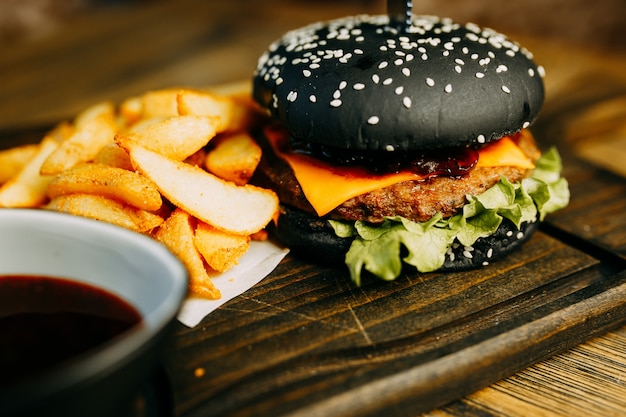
[265,126,535,216]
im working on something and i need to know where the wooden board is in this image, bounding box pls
[162,151,626,416]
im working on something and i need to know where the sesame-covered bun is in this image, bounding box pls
[270,204,540,269]
[253,15,545,150]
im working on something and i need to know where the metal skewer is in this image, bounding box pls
[388,0,413,33]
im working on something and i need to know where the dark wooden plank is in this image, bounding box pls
[163,224,626,416]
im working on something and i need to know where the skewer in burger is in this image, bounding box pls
[251,13,569,285]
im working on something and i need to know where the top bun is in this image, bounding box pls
[253,15,545,151]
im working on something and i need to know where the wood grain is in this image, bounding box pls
[1,1,626,416]
[163,223,625,416]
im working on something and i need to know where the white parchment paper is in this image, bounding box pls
[176,240,289,327]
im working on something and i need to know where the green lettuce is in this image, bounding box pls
[329,147,570,286]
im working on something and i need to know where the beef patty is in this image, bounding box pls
[252,129,541,224]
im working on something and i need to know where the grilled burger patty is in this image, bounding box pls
[253,129,541,223]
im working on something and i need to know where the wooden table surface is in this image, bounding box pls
[2,1,626,416]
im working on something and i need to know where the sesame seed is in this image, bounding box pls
[421,53,428,61]
[309,63,320,69]
[378,61,388,69]
[394,58,403,65]
[276,77,284,85]
[516,232,524,239]
[426,77,435,87]
[385,144,395,151]
[367,116,379,125]
[501,85,511,94]
[455,65,462,73]
[444,83,452,93]
[395,86,404,95]
[475,72,485,78]
[403,97,412,108]
[487,248,493,258]
[477,134,486,143]
[287,91,298,102]
[537,65,546,77]
[330,99,342,107]
[463,250,473,259]
[333,90,341,99]
[402,68,411,76]
[383,77,393,85]
[482,261,489,266]
[339,80,347,89]
[405,54,414,61]
[354,48,364,54]
[372,74,380,84]
[302,69,311,77]
[353,82,365,90]
[523,121,530,128]
[309,95,317,102]
[528,68,535,77]
[506,231,513,237]
[496,64,508,73]
[506,49,516,57]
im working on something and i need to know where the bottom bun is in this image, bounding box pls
[271,204,540,272]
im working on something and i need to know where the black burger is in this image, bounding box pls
[251,14,570,285]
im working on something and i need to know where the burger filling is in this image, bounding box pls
[253,125,569,284]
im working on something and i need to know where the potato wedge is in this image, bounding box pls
[0,137,58,207]
[205,132,262,185]
[45,121,75,144]
[94,142,133,170]
[74,101,116,128]
[154,209,220,299]
[185,148,207,167]
[0,144,39,184]
[194,221,250,272]
[47,163,162,211]
[119,95,142,127]
[40,115,117,175]
[177,89,233,132]
[177,89,262,133]
[47,193,163,233]
[116,137,278,235]
[115,115,218,161]
[141,89,180,119]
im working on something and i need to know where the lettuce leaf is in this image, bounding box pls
[329,147,570,285]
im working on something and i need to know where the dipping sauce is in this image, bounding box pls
[0,275,142,384]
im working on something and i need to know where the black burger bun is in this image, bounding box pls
[253,15,545,151]
[249,14,566,282]
[272,204,540,270]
